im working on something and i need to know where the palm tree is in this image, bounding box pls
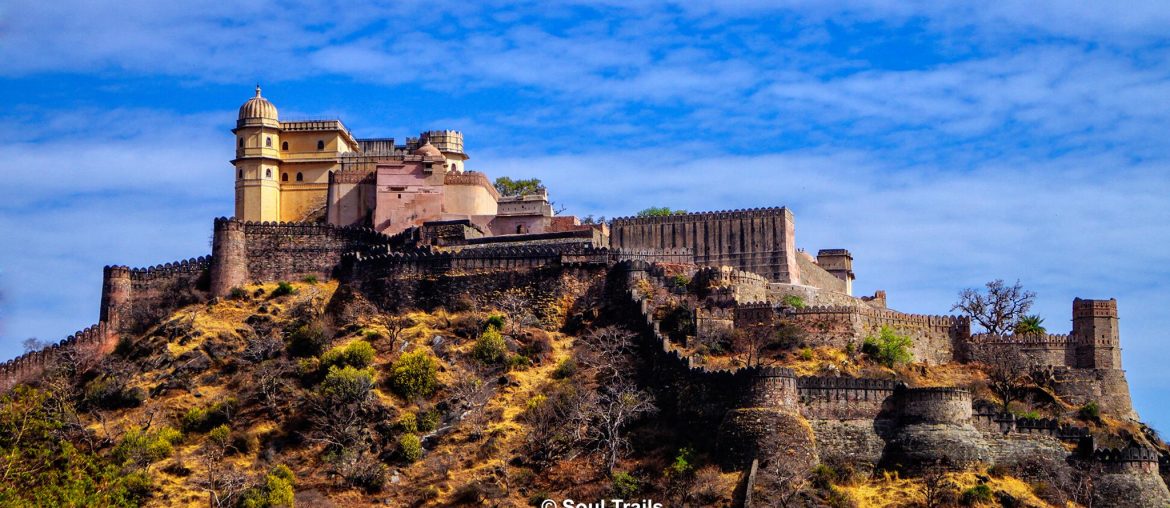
[1014,315,1046,336]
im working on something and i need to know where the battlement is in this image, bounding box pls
[1094,446,1160,463]
[1074,297,1118,319]
[610,206,790,225]
[105,256,211,282]
[970,333,1074,345]
[0,322,113,392]
[443,172,499,199]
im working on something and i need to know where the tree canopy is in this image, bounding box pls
[493,177,545,197]
[635,207,688,217]
[951,279,1036,336]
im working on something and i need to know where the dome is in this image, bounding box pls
[414,141,443,158]
[238,85,278,121]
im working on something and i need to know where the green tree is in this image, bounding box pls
[1014,315,1046,336]
[862,326,913,368]
[493,176,545,197]
[389,350,440,399]
[636,206,687,217]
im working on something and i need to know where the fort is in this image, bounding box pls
[1,88,1165,507]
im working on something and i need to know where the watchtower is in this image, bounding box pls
[1072,298,1121,369]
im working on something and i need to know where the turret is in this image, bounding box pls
[1073,298,1121,369]
[816,249,855,295]
[100,265,132,324]
[232,85,282,222]
[420,130,468,173]
[210,218,248,297]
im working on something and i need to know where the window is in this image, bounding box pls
[296,172,303,182]
[265,137,272,147]
[282,141,288,151]
[265,169,272,178]
[281,173,288,182]
[238,137,243,147]
[317,140,325,150]
[238,169,243,179]
[516,225,524,234]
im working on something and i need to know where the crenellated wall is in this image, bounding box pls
[103,256,211,333]
[610,207,800,283]
[0,322,114,392]
[209,217,395,296]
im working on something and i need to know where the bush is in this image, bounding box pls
[484,313,506,331]
[472,327,507,364]
[811,463,838,490]
[83,376,145,410]
[228,287,249,300]
[180,398,237,433]
[961,484,994,505]
[398,412,419,433]
[664,447,695,478]
[782,294,807,309]
[612,471,640,498]
[302,275,318,284]
[320,340,376,371]
[113,426,182,469]
[1078,401,1101,421]
[319,366,376,404]
[552,358,578,379]
[671,274,690,288]
[389,350,439,399]
[271,281,296,297]
[240,465,296,508]
[399,433,423,462]
[286,322,329,357]
[862,325,913,368]
[798,347,815,361]
[418,408,441,432]
[507,354,532,371]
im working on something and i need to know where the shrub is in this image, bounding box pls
[319,366,376,404]
[612,471,640,498]
[811,463,838,490]
[398,412,419,434]
[961,484,994,505]
[507,354,532,371]
[671,274,690,288]
[418,408,441,432]
[83,376,145,410]
[228,287,249,300]
[782,294,807,309]
[399,433,423,462]
[302,275,318,284]
[320,340,376,371]
[798,347,815,361]
[113,426,182,468]
[287,322,329,357]
[389,350,439,399]
[484,313,506,331]
[180,398,237,433]
[271,281,296,297]
[240,465,296,508]
[862,325,913,368]
[472,327,507,364]
[552,358,578,379]
[664,447,695,478]
[1078,401,1101,421]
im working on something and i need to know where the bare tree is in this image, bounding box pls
[734,325,780,368]
[496,290,537,335]
[578,327,638,382]
[249,360,292,417]
[21,338,47,353]
[384,315,412,352]
[194,427,250,507]
[983,344,1033,412]
[920,460,956,508]
[589,382,657,472]
[951,279,1036,335]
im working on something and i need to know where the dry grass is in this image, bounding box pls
[837,469,1055,508]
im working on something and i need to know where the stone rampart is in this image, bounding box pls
[0,322,113,392]
[610,207,800,283]
[209,217,395,296]
[896,387,972,425]
[694,265,769,304]
[795,252,847,293]
[797,376,899,420]
[104,256,211,333]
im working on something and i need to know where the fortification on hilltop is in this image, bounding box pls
[1,87,1164,507]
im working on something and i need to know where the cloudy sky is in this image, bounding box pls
[2,1,1169,426]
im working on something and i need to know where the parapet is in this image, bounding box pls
[897,387,973,425]
[610,206,790,226]
[1074,298,1118,319]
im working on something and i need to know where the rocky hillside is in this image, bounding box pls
[0,278,1166,507]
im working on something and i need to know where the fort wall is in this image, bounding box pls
[610,208,800,284]
[795,251,847,293]
[104,257,211,333]
[0,322,114,392]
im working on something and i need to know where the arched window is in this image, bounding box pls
[281,141,288,151]
[281,173,288,182]
[238,169,243,179]
[317,140,325,150]
[296,172,303,182]
[265,168,272,178]
[516,225,524,234]
[265,137,272,147]
[238,138,243,147]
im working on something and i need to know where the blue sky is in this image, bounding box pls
[2,1,1169,427]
